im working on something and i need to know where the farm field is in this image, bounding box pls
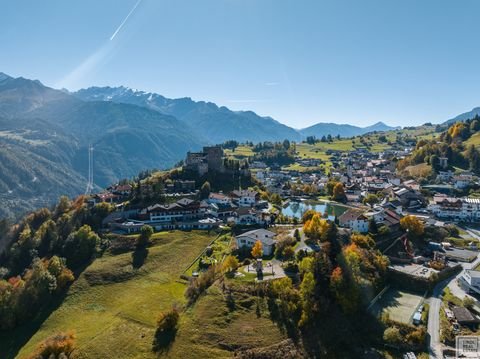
[371,289,424,324]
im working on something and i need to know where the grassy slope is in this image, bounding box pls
[11,231,213,359]
[465,132,480,148]
[9,230,286,359]
[164,285,287,358]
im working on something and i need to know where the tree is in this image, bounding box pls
[325,180,339,196]
[299,257,314,274]
[400,215,424,238]
[430,154,440,171]
[251,240,263,258]
[135,225,153,248]
[28,331,76,359]
[222,255,240,273]
[350,233,375,249]
[368,217,378,234]
[54,196,71,218]
[153,306,180,351]
[62,225,100,268]
[293,228,301,241]
[301,209,316,223]
[332,182,346,201]
[200,181,211,199]
[303,213,329,241]
[269,193,282,206]
[363,194,379,207]
[283,246,295,262]
[156,307,179,333]
[383,326,402,345]
[299,272,315,327]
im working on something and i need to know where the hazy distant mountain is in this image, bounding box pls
[74,86,302,143]
[445,107,480,125]
[299,121,398,138]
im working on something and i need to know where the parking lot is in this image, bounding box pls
[390,263,438,279]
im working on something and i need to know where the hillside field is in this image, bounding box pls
[224,126,438,174]
[3,230,287,359]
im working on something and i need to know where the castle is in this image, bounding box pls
[184,146,224,175]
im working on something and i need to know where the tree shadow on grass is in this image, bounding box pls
[132,248,149,269]
[0,260,95,359]
[0,290,69,359]
[152,328,177,354]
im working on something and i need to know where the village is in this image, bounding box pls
[85,137,480,359]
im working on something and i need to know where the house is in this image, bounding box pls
[110,184,133,196]
[94,192,120,204]
[460,270,480,295]
[428,195,480,222]
[139,198,208,223]
[208,202,237,219]
[453,174,472,189]
[338,209,369,233]
[208,192,232,205]
[391,186,424,209]
[437,170,454,182]
[452,306,480,328]
[231,190,259,207]
[173,180,196,193]
[110,220,145,234]
[233,207,271,225]
[235,229,277,256]
[382,209,402,231]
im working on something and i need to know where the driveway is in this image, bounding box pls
[243,259,286,281]
[289,227,318,253]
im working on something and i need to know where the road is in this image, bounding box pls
[428,255,480,359]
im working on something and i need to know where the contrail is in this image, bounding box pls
[110,0,143,41]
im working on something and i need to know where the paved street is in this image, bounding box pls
[428,255,480,359]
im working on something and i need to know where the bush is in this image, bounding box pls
[27,331,76,359]
[153,307,180,352]
[135,225,153,248]
[383,326,402,345]
[185,265,218,305]
[156,307,179,333]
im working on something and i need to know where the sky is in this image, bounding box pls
[1,0,480,128]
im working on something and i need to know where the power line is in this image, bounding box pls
[84,144,94,195]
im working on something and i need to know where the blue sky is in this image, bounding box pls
[1,0,480,128]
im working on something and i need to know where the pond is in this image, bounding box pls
[282,200,348,220]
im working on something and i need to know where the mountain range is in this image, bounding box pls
[0,72,400,218]
[445,107,480,125]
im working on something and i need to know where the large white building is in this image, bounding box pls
[460,270,480,295]
[236,229,277,256]
[428,195,480,222]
